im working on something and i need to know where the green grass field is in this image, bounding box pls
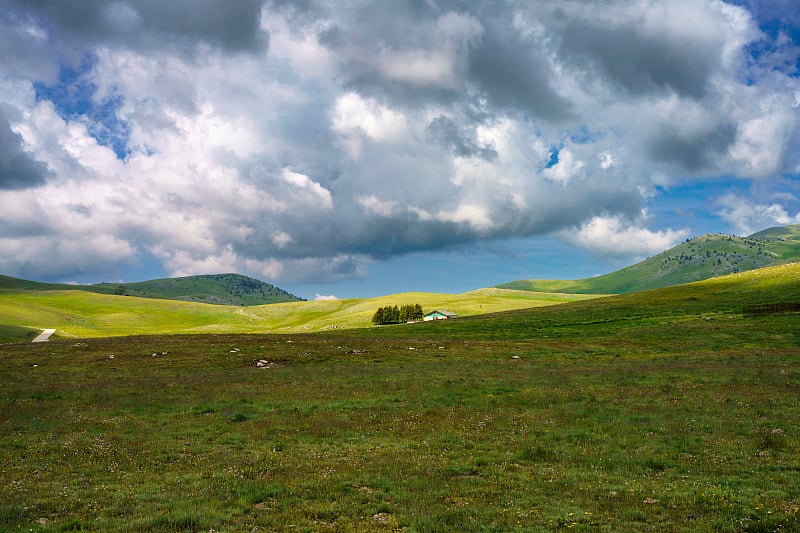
[1,264,799,531]
[0,287,597,341]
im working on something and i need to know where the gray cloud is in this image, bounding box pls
[4,0,268,57]
[0,109,51,190]
[555,21,718,100]
[426,116,497,160]
[466,12,573,121]
[647,123,738,171]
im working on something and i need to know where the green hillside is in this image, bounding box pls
[0,273,302,306]
[498,224,800,294]
[0,287,596,341]
[378,262,800,342]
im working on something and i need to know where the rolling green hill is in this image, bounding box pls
[0,286,597,341]
[0,273,302,306]
[498,224,800,294]
[363,261,800,343]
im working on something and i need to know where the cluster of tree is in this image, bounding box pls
[372,304,424,325]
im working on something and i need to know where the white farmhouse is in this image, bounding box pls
[423,310,458,321]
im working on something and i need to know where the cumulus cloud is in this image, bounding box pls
[716,194,800,235]
[559,215,691,258]
[0,0,798,284]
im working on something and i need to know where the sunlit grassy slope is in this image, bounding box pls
[362,261,800,343]
[499,224,800,294]
[0,287,598,340]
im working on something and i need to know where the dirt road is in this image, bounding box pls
[32,329,56,342]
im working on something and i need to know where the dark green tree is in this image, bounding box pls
[372,303,424,325]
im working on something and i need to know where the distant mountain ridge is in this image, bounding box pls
[0,273,303,306]
[497,224,800,294]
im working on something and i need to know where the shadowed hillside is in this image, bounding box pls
[0,273,302,306]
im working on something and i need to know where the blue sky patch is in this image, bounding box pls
[545,147,560,169]
[34,54,131,160]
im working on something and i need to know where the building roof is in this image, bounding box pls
[425,310,458,317]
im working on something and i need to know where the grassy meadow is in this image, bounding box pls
[1,264,799,531]
[0,288,597,340]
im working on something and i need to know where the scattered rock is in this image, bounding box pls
[108,354,115,359]
[36,518,50,526]
[511,355,520,359]
[408,347,416,350]
[31,364,38,368]
[254,360,279,369]
[372,513,391,525]
[151,351,167,357]
[438,346,445,349]
[346,349,369,355]
[643,498,659,504]
[609,491,618,497]
[771,428,785,436]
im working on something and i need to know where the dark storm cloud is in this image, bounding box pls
[555,21,719,99]
[0,109,51,190]
[647,124,738,171]
[465,11,573,121]
[4,0,268,55]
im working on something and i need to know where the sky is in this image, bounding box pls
[1,0,799,300]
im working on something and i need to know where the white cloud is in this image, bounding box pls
[331,92,408,158]
[599,151,615,169]
[436,204,493,232]
[158,246,239,278]
[372,12,482,89]
[729,111,796,179]
[543,149,584,184]
[280,169,334,210]
[271,231,292,249]
[357,195,399,217]
[379,50,458,88]
[559,215,690,258]
[716,194,800,235]
[314,293,339,301]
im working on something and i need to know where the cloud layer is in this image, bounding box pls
[0,0,798,282]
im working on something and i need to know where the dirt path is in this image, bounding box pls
[32,329,56,343]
